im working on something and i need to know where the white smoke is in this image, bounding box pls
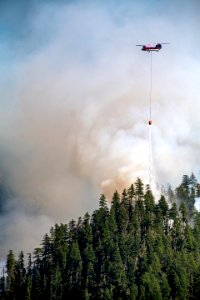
[0,0,200,257]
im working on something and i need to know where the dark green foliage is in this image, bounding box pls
[176,173,198,218]
[2,176,200,299]
[5,250,16,299]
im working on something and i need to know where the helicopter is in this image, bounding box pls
[136,43,169,52]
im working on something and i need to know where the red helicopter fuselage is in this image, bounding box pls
[137,42,169,52]
[141,43,162,52]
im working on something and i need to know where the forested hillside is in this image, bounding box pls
[1,175,200,300]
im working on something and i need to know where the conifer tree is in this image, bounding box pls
[135,177,144,201]
[64,240,82,298]
[127,184,135,203]
[6,250,16,299]
[15,251,26,300]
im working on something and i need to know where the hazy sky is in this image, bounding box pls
[0,0,200,257]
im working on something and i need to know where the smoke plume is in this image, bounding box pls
[0,0,200,257]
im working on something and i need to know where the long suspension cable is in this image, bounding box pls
[150,51,153,121]
[148,52,153,189]
[148,121,152,188]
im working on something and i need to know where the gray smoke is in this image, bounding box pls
[0,0,200,258]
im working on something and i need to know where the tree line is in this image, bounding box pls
[1,174,200,299]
